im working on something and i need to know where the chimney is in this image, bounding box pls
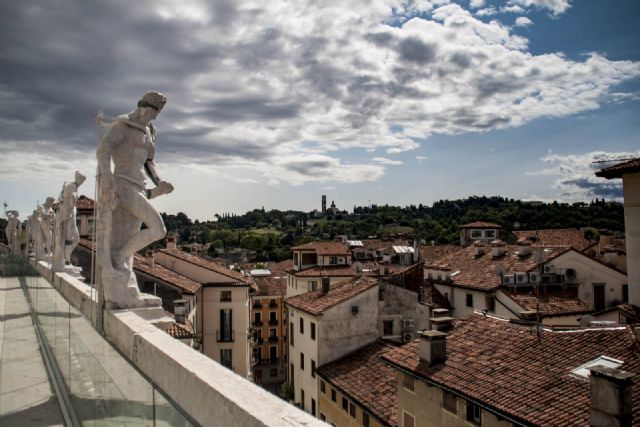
[589,366,634,427]
[166,234,177,250]
[174,299,187,324]
[145,249,155,267]
[418,330,447,365]
[491,240,506,258]
[430,316,454,332]
[516,239,532,256]
[473,241,485,257]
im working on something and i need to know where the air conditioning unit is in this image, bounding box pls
[565,268,577,280]
[403,319,415,329]
[402,332,413,343]
[338,257,345,264]
[528,272,540,284]
[543,265,555,274]
[502,275,515,285]
[515,273,528,285]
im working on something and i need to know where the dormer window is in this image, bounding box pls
[484,229,496,239]
[470,229,482,238]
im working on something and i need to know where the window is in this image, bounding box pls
[220,290,232,301]
[300,318,304,334]
[252,347,260,364]
[311,398,316,416]
[466,401,481,425]
[269,328,277,338]
[466,293,473,308]
[593,283,606,311]
[349,402,356,418]
[300,389,305,411]
[363,413,370,427]
[342,397,348,411]
[300,353,304,370]
[330,256,338,264]
[309,281,318,291]
[486,295,495,312]
[622,284,629,303]
[290,363,294,388]
[290,322,294,346]
[383,320,394,336]
[311,322,316,340]
[293,252,299,265]
[331,388,336,402]
[470,229,482,238]
[403,374,414,392]
[320,413,326,422]
[403,411,415,427]
[311,359,316,378]
[269,311,277,324]
[269,346,277,363]
[484,229,496,239]
[254,312,262,325]
[219,309,233,342]
[220,349,232,370]
[442,390,457,414]
[320,380,326,394]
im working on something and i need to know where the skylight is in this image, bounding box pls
[570,355,623,379]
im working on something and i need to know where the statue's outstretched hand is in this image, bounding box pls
[149,181,174,199]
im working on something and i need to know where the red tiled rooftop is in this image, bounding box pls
[133,255,202,294]
[459,221,502,229]
[253,276,286,297]
[427,245,567,291]
[159,248,249,284]
[505,291,593,317]
[290,241,351,256]
[270,259,294,277]
[166,321,195,339]
[285,276,378,316]
[317,341,398,426]
[419,245,462,264]
[288,265,356,278]
[513,228,592,251]
[75,195,95,210]
[382,314,640,426]
[596,157,640,179]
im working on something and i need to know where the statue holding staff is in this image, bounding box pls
[52,172,86,272]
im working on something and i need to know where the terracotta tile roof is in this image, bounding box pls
[166,321,195,339]
[287,265,356,278]
[285,276,378,316]
[596,157,640,179]
[422,283,451,309]
[382,314,640,426]
[253,276,286,297]
[419,245,462,264]
[133,255,202,294]
[505,291,593,317]
[317,341,398,426]
[427,245,567,291]
[459,221,501,229]
[270,259,293,277]
[513,229,592,251]
[290,241,351,256]
[619,304,640,324]
[77,239,203,294]
[159,248,249,284]
[75,195,95,211]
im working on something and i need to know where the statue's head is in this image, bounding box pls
[75,171,86,186]
[44,197,55,208]
[137,91,167,113]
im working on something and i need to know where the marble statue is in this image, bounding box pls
[5,210,21,254]
[35,197,56,261]
[96,91,173,309]
[52,172,86,272]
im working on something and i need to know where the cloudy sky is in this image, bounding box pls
[1,0,639,220]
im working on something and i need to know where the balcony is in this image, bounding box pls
[252,301,263,309]
[252,337,264,346]
[216,330,235,342]
[17,257,323,427]
[269,318,278,326]
[253,320,263,327]
[268,335,279,343]
[269,300,278,308]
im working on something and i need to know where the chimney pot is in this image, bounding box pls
[418,330,447,365]
[589,366,634,427]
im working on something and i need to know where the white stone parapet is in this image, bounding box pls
[32,260,326,427]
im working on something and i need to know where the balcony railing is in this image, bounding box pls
[269,301,277,308]
[216,330,235,342]
[252,337,264,346]
[253,320,263,327]
[268,335,279,343]
[252,301,263,308]
[269,318,278,325]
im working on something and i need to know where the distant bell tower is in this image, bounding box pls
[322,195,326,213]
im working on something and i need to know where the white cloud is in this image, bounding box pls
[514,16,533,27]
[475,6,497,16]
[528,150,640,201]
[507,0,571,15]
[372,157,403,165]
[416,155,427,163]
[469,0,486,8]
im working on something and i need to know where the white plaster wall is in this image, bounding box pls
[434,284,489,319]
[287,309,320,414]
[154,251,241,284]
[551,251,627,309]
[286,274,351,297]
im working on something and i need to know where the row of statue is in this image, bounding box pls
[4,171,86,273]
[5,91,174,311]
